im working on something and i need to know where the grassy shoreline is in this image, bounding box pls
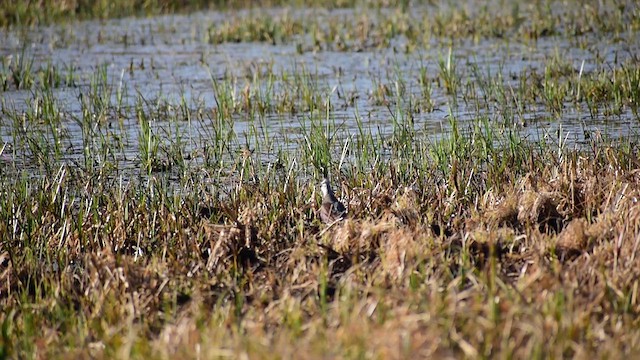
[0,0,404,28]
[2,120,640,358]
[2,0,639,42]
[2,0,640,358]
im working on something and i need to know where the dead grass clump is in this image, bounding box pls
[389,187,422,229]
[517,190,565,233]
[555,218,590,261]
[555,205,628,262]
[440,227,514,273]
[319,202,430,282]
[345,179,396,220]
[584,211,617,244]
[488,194,520,229]
[484,188,565,234]
[326,214,399,255]
[201,217,259,272]
[468,227,515,254]
[378,226,426,281]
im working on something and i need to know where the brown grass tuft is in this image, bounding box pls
[517,190,564,233]
[555,218,590,261]
[488,194,520,229]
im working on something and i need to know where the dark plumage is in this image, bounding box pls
[319,178,347,224]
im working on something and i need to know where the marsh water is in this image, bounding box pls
[1,6,639,176]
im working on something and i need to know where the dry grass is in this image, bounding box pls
[2,141,640,359]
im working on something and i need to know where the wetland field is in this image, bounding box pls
[2,0,640,358]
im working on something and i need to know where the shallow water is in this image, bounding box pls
[1,7,639,177]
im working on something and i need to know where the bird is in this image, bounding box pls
[319,177,347,224]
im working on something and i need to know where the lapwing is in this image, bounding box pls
[319,177,347,224]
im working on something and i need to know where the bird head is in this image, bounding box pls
[320,177,331,197]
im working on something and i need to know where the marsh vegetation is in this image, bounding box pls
[1,0,640,358]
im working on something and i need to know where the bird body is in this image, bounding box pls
[320,178,347,223]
